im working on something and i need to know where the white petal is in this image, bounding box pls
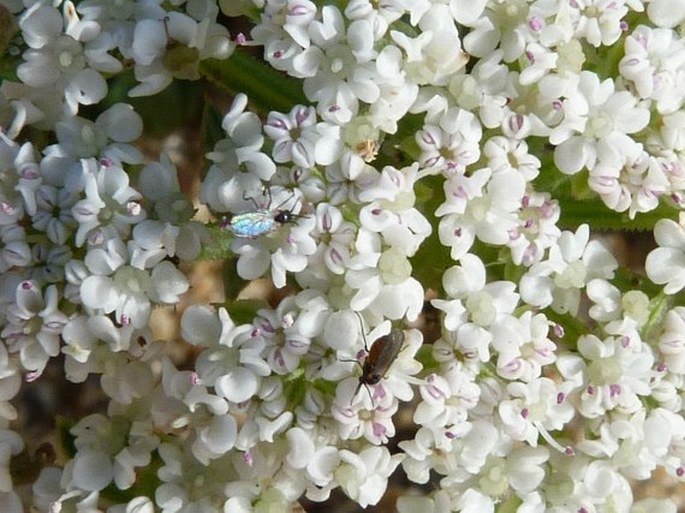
[151,261,189,303]
[215,368,258,403]
[646,247,685,293]
[450,0,488,25]
[307,446,339,485]
[199,415,237,454]
[72,451,114,491]
[132,19,167,65]
[80,276,119,312]
[519,274,553,308]
[653,218,685,248]
[554,137,588,175]
[286,427,315,469]
[98,103,143,142]
[648,0,685,27]
[21,5,62,48]
[180,305,221,346]
[322,311,360,350]
[68,68,108,107]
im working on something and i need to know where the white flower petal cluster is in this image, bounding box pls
[646,214,685,294]
[2,0,234,136]
[166,297,419,507]
[15,2,120,116]
[520,224,618,314]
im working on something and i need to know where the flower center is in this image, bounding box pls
[113,266,151,295]
[55,35,85,72]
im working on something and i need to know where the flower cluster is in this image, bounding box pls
[0,0,684,513]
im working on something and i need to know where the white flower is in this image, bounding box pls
[264,104,342,168]
[415,107,482,176]
[78,237,189,328]
[391,4,468,86]
[137,154,206,261]
[413,367,480,430]
[233,204,317,288]
[588,133,669,217]
[436,168,527,260]
[202,94,277,214]
[357,163,432,256]
[43,103,143,169]
[336,446,403,507]
[646,214,685,294]
[647,0,685,28]
[620,25,685,114]
[570,0,628,47]
[0,224,31,273]
[31,185,78,245]
[129,10,233,96]
[498,377,574,447]
[576,410,666,480]
[483,136,540,181]
[433,253,520,363]
[296,5,383,124]
[324,148,379,205]
[491,311,557,382]
[17,2,121,115]
[184,306,271,404]
[520,224,618,313]
[461,0,532,63]
[304,203,357,280]
[71,159,145,247]
[506,189,561,267]
[572,334,654,418]
[251,295,321,376]
[574,460,634,512]
[551,71,650,175]
[1,281,68,375]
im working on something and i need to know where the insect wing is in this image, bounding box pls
[230,210,275,238]
[364,329,405,384]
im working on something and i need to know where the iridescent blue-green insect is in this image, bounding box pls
[223,188,305,239]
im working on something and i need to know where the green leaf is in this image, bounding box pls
[411,175,453,293]
[642,291,673,343]
[100,448,163,504]
[202,101,227,162]
[0,5,18,73]
[225,299,269,325]
[104,71,205,137]
[223,256,249,302]
[200,50,307,114]
[56,415,77,458]
[555,193,677,232]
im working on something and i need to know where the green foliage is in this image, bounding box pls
[223,255,249,301]
[201,102,228,163]
[225,299,270,325]
[199,224,235,261]
[100,449,163,505]
[410,175,453,294]
[105,72,206,137]
[201,49,308,115]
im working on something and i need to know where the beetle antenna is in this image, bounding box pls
[242,190,262,209]
[353,311,370,351]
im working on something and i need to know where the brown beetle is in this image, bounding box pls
[351,326,405,404]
